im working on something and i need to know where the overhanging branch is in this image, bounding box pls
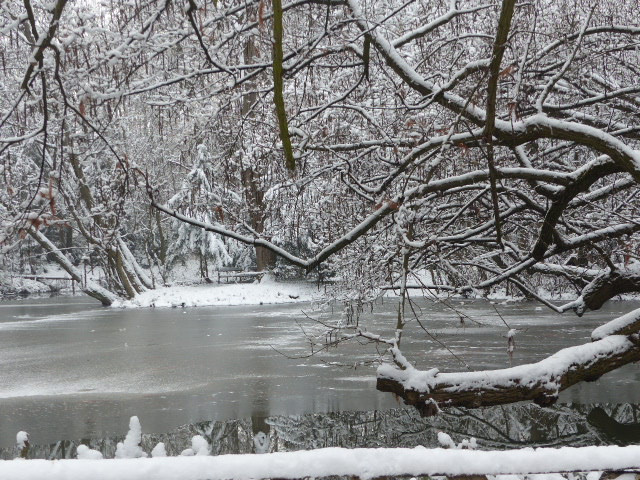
[378,308,640,411]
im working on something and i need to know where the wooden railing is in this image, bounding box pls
[14,275,78,293]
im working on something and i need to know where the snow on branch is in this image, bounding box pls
[571,269,640,316]
[152,166,571,272]
[592,307,640,341]
[347,0,640,182]
[378,325,640,410]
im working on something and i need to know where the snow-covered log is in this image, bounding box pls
[377,307,640,410]
[1,445,640,479]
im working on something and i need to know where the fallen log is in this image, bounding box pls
[378,334,640,411]
[377,308,640,411]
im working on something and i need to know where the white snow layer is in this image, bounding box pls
[113,282,318,308]
[3,445,640,479]
[591,307,640,340]
[151,443,167,458]
[181,435,210,457]
[15,432,29,448]
[436,432,477,450]
[114,417,147,459]
[436,431,455,448]
[253,432,270,454]
[377,335,634,394]
[76,445,104,460]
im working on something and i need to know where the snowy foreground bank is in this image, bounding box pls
[3,445,640,479]
[112,280,320,308]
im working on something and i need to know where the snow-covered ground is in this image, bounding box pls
[3,444,640,479]
[113,278,320,308]
[0,263,97,297]
[1,260,323,307]
[0,271,53,296]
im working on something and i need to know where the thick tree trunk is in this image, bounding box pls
[154,208,168,265]
[118,238,153,290]
[256,245,276,272]
[240,168,276,271]
[240,25,277,272]
[574,268,640,315]
[112,249,138,299]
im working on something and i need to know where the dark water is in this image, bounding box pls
[0,295,639,454]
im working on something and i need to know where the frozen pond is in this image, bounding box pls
[0,294,639,449]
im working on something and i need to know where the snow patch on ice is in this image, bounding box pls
[0,310,104,330]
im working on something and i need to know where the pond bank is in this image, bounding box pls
[112,279,321,308]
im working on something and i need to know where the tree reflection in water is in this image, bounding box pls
[587,406,640,445]
[3,403,640,460]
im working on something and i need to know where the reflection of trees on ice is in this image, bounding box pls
[6,404,640,460]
